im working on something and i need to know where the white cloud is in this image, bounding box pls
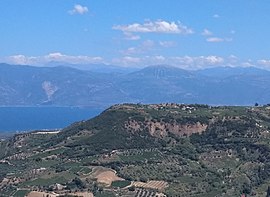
[202,28,233,43]
[241,62,255,67]
[8,55,25,64]
[203,56,224,64]
[227,55,239,65]
[5,54,228,69]
[44,53,101,63]
[5,53,103,65]
[154,55,166,61]
[159,41,176,47]
[6,55,37,65]
[258,59,270,66]
[201,29,213,36]
[123,32,141,40]
[213,14,220,18]
[113,20,194,34]
[111,55,226,69]
[121,40,176,56]
[112,56,141,66]
[256,59,270,70]
[69,4,88,15]
[170,55,224,69]
[6,54,269,71]
[121,47,137,55]
[173,55,224,68]
[142,40,155,48]
[121,40,156,55]
[45,53,103,64]
[206,37,224,42]
[206,37,232,42]
[46,52,64,59]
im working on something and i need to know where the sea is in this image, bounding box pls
[0,106,103,133]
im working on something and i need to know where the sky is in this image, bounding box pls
[1,0,270,69]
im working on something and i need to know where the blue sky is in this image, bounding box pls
[1,0,270,69]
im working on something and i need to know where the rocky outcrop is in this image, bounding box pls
[125,119,207,138]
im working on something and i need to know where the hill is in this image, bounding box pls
[2,63,270,106]
[196,66,270,78]
[2,104,270,196]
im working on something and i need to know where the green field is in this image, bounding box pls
[111,180,131,188]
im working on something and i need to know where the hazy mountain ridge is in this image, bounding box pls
[1,63,270,107]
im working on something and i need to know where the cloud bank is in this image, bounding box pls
[3,53,270,71]
[5,53,103,65]
[113,20,194,34]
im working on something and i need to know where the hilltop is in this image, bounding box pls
[1,104,270,196]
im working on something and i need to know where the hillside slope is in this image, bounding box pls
[2,104,270,196]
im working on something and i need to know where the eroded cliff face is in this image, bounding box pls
[42,81,58,101]
[125,119,207,138]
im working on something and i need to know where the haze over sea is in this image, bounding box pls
[0,106,102,132]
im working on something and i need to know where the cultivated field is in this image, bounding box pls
[27,191,58,197]
[92,167,124,186]
[132,180,168,190]
[27,191,94,197]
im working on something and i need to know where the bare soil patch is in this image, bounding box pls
[27,191,58,197]
[69,192,94,197]
[93,167,124,186]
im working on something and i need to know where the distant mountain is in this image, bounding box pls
[45,62,139,74]
[197,66,270,78]
[0,63,128,107]
[130,65,194,78]
[117,65,202,104]
[1,63,270,106]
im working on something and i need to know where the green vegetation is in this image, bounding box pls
[13,190,30,197]
[3,104,270,196]
[21,171,76,187]
[111,180,131,188]
[95,191,116,197]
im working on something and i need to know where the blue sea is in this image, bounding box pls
[0,106,103,132]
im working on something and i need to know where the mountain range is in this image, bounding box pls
[1,63,270,107]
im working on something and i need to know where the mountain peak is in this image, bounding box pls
[132,65,193,78]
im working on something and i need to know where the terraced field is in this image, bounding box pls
[132,180,168,190]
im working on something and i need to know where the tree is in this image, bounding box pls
[35,157,42,162]
[266,186,270,197]
[128,185,135,191]
[242,183,251,195]
[73,177,85,189]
